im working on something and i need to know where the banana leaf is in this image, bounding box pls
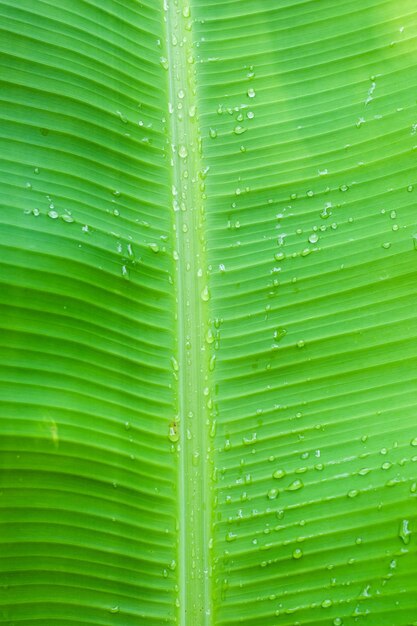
[1,1,417,624]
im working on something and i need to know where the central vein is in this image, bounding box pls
[164,1,213,623]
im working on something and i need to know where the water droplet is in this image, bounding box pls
[292,548,303,559]
[287,479,303,492]
[201,285,210,301]
[179,145,188,158]
[48,210,58,219]
[109,606,119,614]
[321,599,332,608]
[399,519,411,544]
[333,619,343,626]
[160,56,169,70]
[273,328,286,342]
[411,437,417,446]
[348,489,358,498]
[233,125,246,135]
[226,531,237,542]
[168,421,179,443]
[273,469,285,480]
[339,184,349,192]
[247,88,256,98]
[308,233,319,244]
[267,488,278,500]
[61,214,74,223]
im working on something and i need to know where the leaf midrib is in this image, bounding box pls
[164,2,213,624]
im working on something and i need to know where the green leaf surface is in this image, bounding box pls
[1,1,417,625]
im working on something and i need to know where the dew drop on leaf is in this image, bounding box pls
[201,285,210,301]
[287,479,303,491]
[399,519,411,544]
[292,548,303,559]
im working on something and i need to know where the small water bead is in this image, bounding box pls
[407,185,414,192]
[292,548,303,559]
[273,328,286,342]
[247,88,256,98]
[234,125,246,135]
[109,606,119,614]
[382,242,391,249]
[306,190,314,197]
[297,340,305,349]
[348,489,359,498]
[308,233,319,244]
[226,531,237,542]
[179,145,188,158]
[321,599,332,609]
[287,479,303,491]
[182,5,190,17]
[411,437,417,447]
[160,56,169,70]
[149,242,159,253]
[399,519,411,544]
[247,111,255,120]
[267,488,278,500]
[169,559,177,570]
[339,184,349,192]
[201,285,210,301]
[48,210,58,219]
[61,214,74,223]
[32,208,40,217]
[333,619,343,626]
[168,422,179,443]
[209,128,217,139]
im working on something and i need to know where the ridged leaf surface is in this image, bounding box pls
[1,1,417,625]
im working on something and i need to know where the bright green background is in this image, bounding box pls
[1,1,417,625]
